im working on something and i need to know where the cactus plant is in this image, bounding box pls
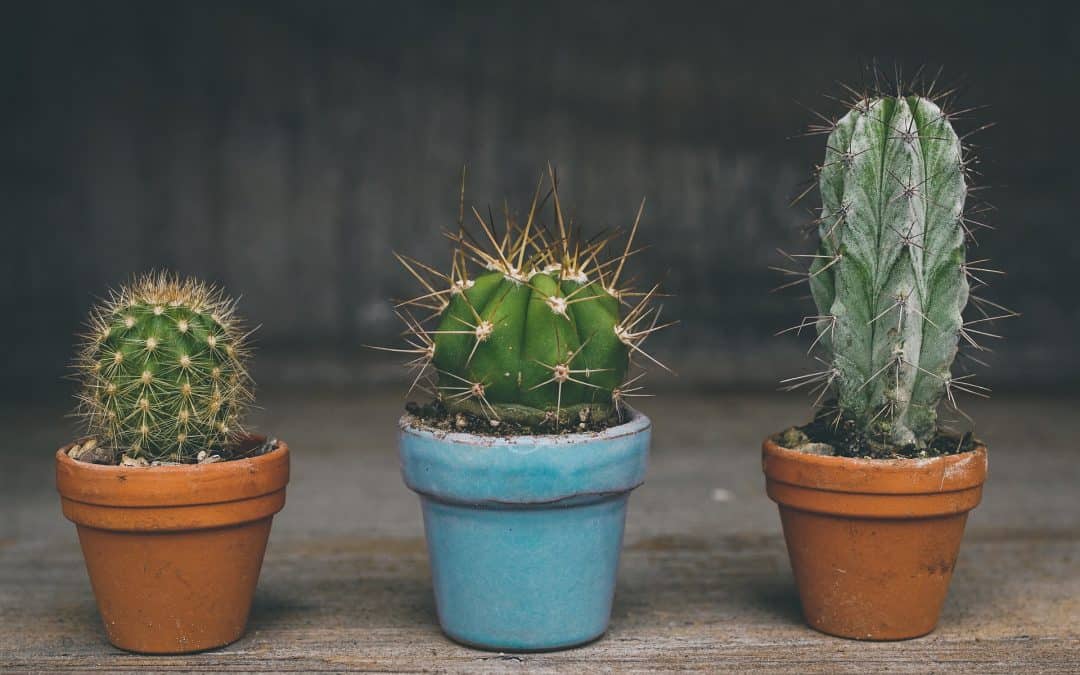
[779,84,1011,453]
[381,169,672,431]
[73,273,253,463]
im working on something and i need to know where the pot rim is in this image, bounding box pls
[398,409,652,506]
[56,434,290,508]
[762,435,987,495]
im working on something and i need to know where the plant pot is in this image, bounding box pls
[55,436,290,654]
[762,436,987,640]
[398,411,651,651]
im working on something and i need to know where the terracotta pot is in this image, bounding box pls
[56,437,289,654]
[762,436,987,640]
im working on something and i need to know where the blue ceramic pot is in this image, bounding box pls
[398,410,651,652]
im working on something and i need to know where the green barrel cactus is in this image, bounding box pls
[783,90,1007,450]
[383,169,670,429]
[74,273,253,463]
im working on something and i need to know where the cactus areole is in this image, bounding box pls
[383,169,671,432]
[781,89,1010,454]
[73,273,253,463]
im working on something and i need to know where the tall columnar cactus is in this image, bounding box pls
[74,273,253,463]
[784,90,1007,450]
[383,169,671,429]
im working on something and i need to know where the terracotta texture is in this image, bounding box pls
[762,437,987,640]
[56,437,289,654]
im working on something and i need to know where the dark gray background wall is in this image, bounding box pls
[5,1,1078,400]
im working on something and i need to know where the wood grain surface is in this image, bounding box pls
[2,392,1076,672]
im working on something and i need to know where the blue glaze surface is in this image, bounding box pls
[399,411,651,651]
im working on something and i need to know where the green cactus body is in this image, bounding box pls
[432,267,627,424]
[810,95,968,448]
[76,275,252,462]
[387,169,670,430]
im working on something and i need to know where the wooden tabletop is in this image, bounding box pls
[2,392,1076,672]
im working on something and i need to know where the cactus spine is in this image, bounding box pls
[74,273,253,463]
[385,169,671,429]
[789,91,1002,450]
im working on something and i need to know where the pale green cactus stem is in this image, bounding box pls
[803,95,977,448]
[74,273,253,463]
[381,169,672,429]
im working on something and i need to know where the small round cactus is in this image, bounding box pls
[74,273,253,463]
[382,168,672,430]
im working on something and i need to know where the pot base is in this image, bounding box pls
[780,507,968,641]
[442,626,607,653]
[76,520,273,653]
[421,495,627,652]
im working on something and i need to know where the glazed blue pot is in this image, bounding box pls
[398,411,651,652]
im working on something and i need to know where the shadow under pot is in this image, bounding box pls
[399,410,651,652]
[762,437,987,640]
[55,436,290,654]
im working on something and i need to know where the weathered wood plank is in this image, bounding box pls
[1,393,1077,672]
[2,535,1076,672]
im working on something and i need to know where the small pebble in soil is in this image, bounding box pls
[67,438,113,464]
[254,438,279,456]
[70,438,95,459]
